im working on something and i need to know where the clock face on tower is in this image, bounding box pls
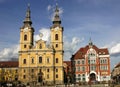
[24,27,28,32]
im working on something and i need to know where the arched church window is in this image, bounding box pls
[39,56,42,63]
[23,59,26,64]
[40,44,42,49]
[56,58,58,63]
[55,34,58,40]
[24,34,27,41]
[31,58,34,64]
[47,58,49,63]
[24,45,26,48]
[56,44,58,48]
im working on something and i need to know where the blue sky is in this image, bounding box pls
[0,0,120,70]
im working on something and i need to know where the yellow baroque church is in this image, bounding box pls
[19,5,64,85]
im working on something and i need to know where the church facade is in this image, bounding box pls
[18,5,64,85]
[71,40,111,83]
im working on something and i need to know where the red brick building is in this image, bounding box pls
[71,40,111,83]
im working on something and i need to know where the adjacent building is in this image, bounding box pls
[0,61,18,82]
[63,61,72,83]
[18,5,64,85]
[71,40,111,83]
[111,62,120,83]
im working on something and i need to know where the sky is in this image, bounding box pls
[0,0,120,70]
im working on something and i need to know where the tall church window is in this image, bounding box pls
[23,59,26,64]
[56,44,58,48]
[56,69,58,72]
[39,69,42,72]
[24,34,27,41]
[55,34,58,40]
[47,58,49,63]
[56,74,58,78]
[47,69,49,72]
[31,58,34,64]
[23,75,26,79]
[24,45,27,48]
[39,57,42,63]
[56,58,58,63]
[23,69,26,73]
[31,69,34,73]
[40,44,42,49]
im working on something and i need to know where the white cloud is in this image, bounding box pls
[110,43,120,54]
[51,7,63,21]
[64,36,84,60]
[0,28,50,61]
[47,5,52,11]
[103,42,120,70]
[58,7,63,15]
[0,44,19,61]
[47,4,64,21]
[0,27,84,62]
[34,28,50,42]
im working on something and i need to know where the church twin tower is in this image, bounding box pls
[19,5,64,84]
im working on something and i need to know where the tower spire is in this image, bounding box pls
[23,3,32,27]
[89,38,93,47]
[52,4,61,27]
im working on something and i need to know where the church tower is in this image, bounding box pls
[50,5,64,84]
[19,5,35,83]
[18,4,64,85]
[19,5,34,51]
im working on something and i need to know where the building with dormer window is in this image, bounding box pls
[71,40,111,83]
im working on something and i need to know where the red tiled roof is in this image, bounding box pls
[64,61,71,66]
[0,61,18,68]
[115,62,120,68]
[99,48,109,54]
[73,45,109,59]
